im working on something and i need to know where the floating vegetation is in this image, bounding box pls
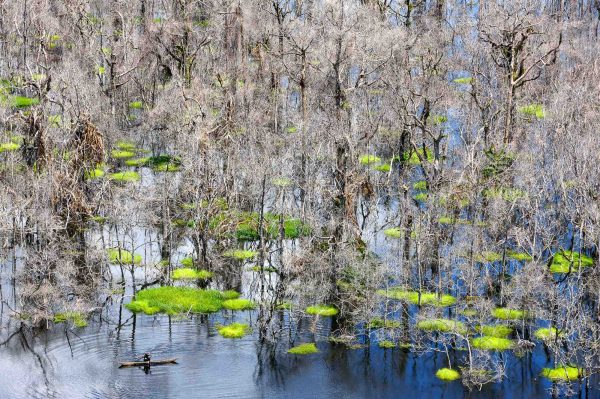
[534,327,563,341]
[483,187,526,201]
[84,166,105,180]
[431,114,448,125]
[127,286,232,315]
[518,103,545,119]
[413,192,428,202]
[417,318,466,335]
[305,305,339,317]
[222,298,256,311]
[377,288,456,307]
[180,257,194,268]
[373,163,391,172]
[367,318,401,329]
[250,265,278,273]
[413,180,427,191]
[478,325,513,338]
[107,248,142,265]
[550,250,594,274]
[109,171,140,182]
[211,211,310,242]
[0,142,20,152]
[218,322,250,338]
[272,177,292,187]
[378,340,397,349]
[492,308,528,320]
[436,368,460,381]
[129,101,143,109]
[541,366,581,382]
[116,141,136,151]
[507,250,532,262]
[288,343,319,355]
[402,147,434,165]
[453,77,473,84]
[125,157,150,167]
[111,149,135,159]
[172,268,213,280]
[359,154,381,165]
[461,308,478,317]
[482,148,514,178]
[173,219,196,228]
[383,227,402,238]
[471,336,514,351]
[53,311,88,328]
[474,251,502,263]
[12,96,39,108]
[222,249,257,260]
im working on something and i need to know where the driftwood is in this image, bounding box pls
[118,358,178,368]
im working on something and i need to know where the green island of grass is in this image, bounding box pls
[288,342,319,354]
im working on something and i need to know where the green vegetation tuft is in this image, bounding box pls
[518,103,545,119]
[550,250,594,274]
[306,304,339,317]
[0,142,20,152]
[129,101,143,109]
[53,311,88,328]
[359,154,381,165]
[367,318,401,329]
[453,77,473,84]
[417,318,466,335]
[413,192,428,202]
[111,150,135,159]
[413,180,427,191]
[377,288,456,307]
[127,286,234,315]
[378,340,397,349]
[172,268,213,280]
[483,187,526,201]
[436,368,461,381]
[541,366,581,381]
[125,157,151,167]
[402,147,434,165]
[288,342,319,354]
[109,171,140,182]
[218,322,250,338]
[107,248,142,265]
[222,298,256,311]
[507,250,533,262]
[534,327,563,341]
[383,227,402,238]
[12,96,39,108]
[471,336,514,351]
[492,307,527,320]
[85,167,105,180]
[478,325,513,338]
[223,249,257,260]
[373,163,391,172]
[474,251,502,263]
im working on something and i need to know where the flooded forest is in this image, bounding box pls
[1,0,600,398]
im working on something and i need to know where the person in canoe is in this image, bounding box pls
[142,353,151,363]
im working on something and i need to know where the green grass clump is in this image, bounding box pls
[431,114,448,125]
[12,96,39,108]
[116,141,136,151]
[453,77,473,84]
[534,327,563,341]
[402,147,434,165]
[541,366,581,381]
[373,163,391,172]
[359,154,381,165]
[474,251,502,263]
[483,187,526,201]
[221,290,241,300]
[550,250,594,273]
[507,250,533,262]
[413,192,428,202]
[222,298,256,311]
[417,318,466,335]
[518,103,545,119]
[223,249,258,260]
[413,180,427,191]
[383,227,402,238]
[478,325,513,338]
[436,368,460,381]
[85,167,105,180]
[109,171,140,182]
[378,340,397,349]
[111,149,135,159]
[471,336,514,351]
[218,322,250,338]
[211,211,310,242]
[306,305,339,317]
[288,343,319,354]
[172,268,213,280]
[129,101,143,109]
[127,286,230,315]
[180,257,194,268]
[377,288,456,307]
[0,142,20,152]
[492,307,527,320]
[53,311,88,328]
[272,177,292,187]
[125,157,151,167]
[367,318,401,329]
[107,248,142,265]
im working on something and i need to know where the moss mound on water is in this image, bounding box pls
[402,147,434,165]
[125,157,151,167]
[413,180,427,191]
[222,298,256,311]
[471,336,514,351]
[378,340,397,349]
[116,141,136,151]
[550,250,594,273]
[534,327,563,341]
[478,325,513,338]
[218,322,250,338]
[518,103,545,119]
[359,154,381,165]
[180,257,194,268]
[306,305,339,317]
[367,318,401,329]
[111,149,135,159]
[210,211,310,242]
[377,288,456,307]
[417,318,467,335]
[0,142,20,152]
[126,286,234,315]
[172,268,213,280]
[288,343,319,355]
[373,163,391,172]
[413,192,428,202]
[107,248,142,265]
[474,251,502,263]
[492,307,527,320]
[222,290,241,300]
[453,77,473,84]
[436,368,461,381]
[85,167,105,180]
[53,311,87,328]
[129,101,143,109]
[110,171,140,182]
[12,96,39,108]
[383,227,402,238]
[541,366,581,381]
[507,250,532,262]
[223,249,257,260]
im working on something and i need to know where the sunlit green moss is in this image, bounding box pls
[492,307,527,320]
[107,248,141,265]
[272,177,292,187]
[507,250,532,262]
[180,257,194,268]
[383,227,402,238]
[12,96,39,108]
[306,304,338,317]
[125,157,151,167]
[431,114,448,125]
[129,101,143,109]
[223,298,256,311]
[173,219,196,228]
[453,77,473,84]
[373,163,391,172]
[541,366,581,381]
[377,288,456,307]
[417,318,466,334]
[0,142,20,152]
[54,311,88,328]
[436,368,460,381]
[223,249,257,260]
[402,147,434,165]
[115,141,136,151]
[413,180,427,191]
[288,342,319,354]
[471,336,514,351]
[85,167,105,180]
[111,149,135,159]
[518,103,545,119]
[221,290,241,300]
[109,171,140,182]
[172,268,213,280]
[359,154,381,165]
[478,325,513,338]
[534,327,563,341]
[413,192,428,202]
[218,322,250,338]
[474,251,502,263]
[127,286,230,315]
[211,211,310,242]
[378,340,397,349]
[483,187,526,201]
[550,250,594,273]
[367,318,401,329]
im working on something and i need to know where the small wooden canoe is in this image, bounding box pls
[119,358,178,368]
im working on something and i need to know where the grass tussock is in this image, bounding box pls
[417,318,467,335]
[288,343,319,354]
[541,366,581,381]
[222,298,256,311]
[306,305,339,317]
[126,286,237,315]
[436,368,461,381]
[53,311,88,328]
[471,336,514,351]
[107,248,142,265]
[172,268,213,280]
[218,322,250,338]
[377,288,456,307]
